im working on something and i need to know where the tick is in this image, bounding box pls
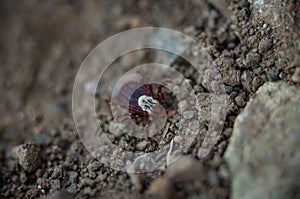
[112,80,175,137]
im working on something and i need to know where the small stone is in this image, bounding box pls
[20,172,27,183]
[178,100,189,111]
[173,136,184,144]
[258,38,272,54]
[82,186,96,196]
[97,172,107,181]
[109,122,125,138]
[12,142,42,172]
[51,166,64,179]
[266,70,280,81]
[87,161,102,172]
[223,128,232,138]
[245,52,261,68]
[66,183,77,194]
[35,169,43,178]
[241,71,254,92]
[50,179,61,190]
[239,0,250,8]
[159,140,166,145]
[37,178,49,190]
[235,95,246,107]
[136,140,148,151]
[291,67,300,82]
[188,120,200,131]
[67,171,78,182]
[132,154,156,172]
[252,76,264,91]
[222,67,241,86]
[183,111,194,120]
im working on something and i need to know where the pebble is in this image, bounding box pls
[258,37,272,54]
[159,140,166,145]
[136,140,148,151]
[51,166,64,179]
[252,76,264,91]
[245,52,261,68]
[87,161,102,172]
[66,183,77,194]
[178,100,189,111]
[12,143,42,172]
[223,128,232,138]
[223,67,241,86]
[20,172,27,183]
[97,172,107,181]
[234,95,247,107]
[173,136,184,145]
[132,154,156,172]
[291,67,300,82]
[239,0,250,8]
[183,111,194,120]
[50,179,61,190]
[266,70,280,81]
[241,71,254,92]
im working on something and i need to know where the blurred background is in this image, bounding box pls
[0,0,206,145]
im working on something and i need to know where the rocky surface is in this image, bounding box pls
[225,82,300,199]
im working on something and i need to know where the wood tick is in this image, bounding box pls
[111,79,175,137]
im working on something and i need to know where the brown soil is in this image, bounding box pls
[0,0,299,198]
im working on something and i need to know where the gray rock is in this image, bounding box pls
[225,82,300,199]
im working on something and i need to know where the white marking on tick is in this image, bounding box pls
[138,95,158,113]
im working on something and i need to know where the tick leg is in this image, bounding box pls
[156,80,173,104]
[106,99,147,115]
[115,113,132,122]
[167,109,177,118]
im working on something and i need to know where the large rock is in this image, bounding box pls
[225,82,300,199]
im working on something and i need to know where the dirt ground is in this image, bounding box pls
[0,0,299,199]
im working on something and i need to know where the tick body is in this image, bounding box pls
[117,81,167,120]
[110,78,175,139]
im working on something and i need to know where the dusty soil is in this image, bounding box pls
[0,0,299,199]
